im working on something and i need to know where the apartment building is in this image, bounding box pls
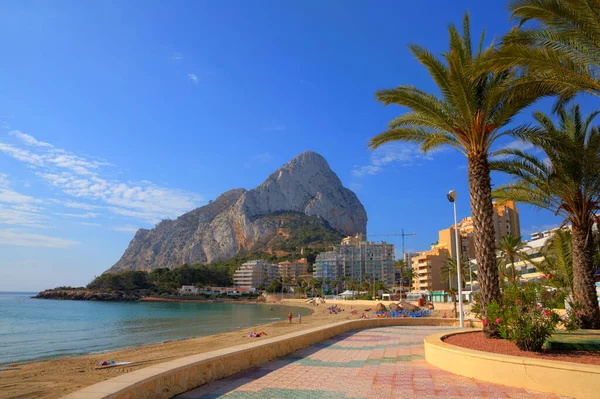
[278,258,312,284]
[411,245,450,292]
[233,260,279,289]
[411,201,521,292]
[314,234,396,288]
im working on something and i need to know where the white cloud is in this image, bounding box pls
[10,130,53,147]
[0,173,9,187]
[0,204,47,227]
[0,175,46,227]
[0,132,203,225]
[0,230,78,248]
[188,73,199,84]
[57,212,99,219]
[172,52,183,61]
[351,143,433,177]
[79,222,101,227]
[501,139,535,153]
[111,225,139,233]
[62,200,102,210]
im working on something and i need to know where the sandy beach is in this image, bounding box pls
[0,300,382,399]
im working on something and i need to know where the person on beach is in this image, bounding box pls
[298,313,302,324]
[288,312,292,323]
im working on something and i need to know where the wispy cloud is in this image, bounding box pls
[171,52,184,61]
[188,73,199,84]
[111,225,140,233]
[0,132,203,224]
[79,222,101,227]
[0,230,78,248]
[56,212,99,219]
[500,139,535,153]
[62,200,102,210]
[0,174,46,227]
[351,143,434,177]
[10,130,53,147]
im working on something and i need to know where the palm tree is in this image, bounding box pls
[497,235,533,283]
[492,104,600,328]
[479,0,600,102]
[369,13,551,336]
[537,229,574,294]
[324,278,331,296]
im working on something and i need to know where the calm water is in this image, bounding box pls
[0,292,309,365]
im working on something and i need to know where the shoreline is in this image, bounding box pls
[0,299,366,399]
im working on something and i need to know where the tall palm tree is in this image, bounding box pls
[369,13,551,335]
[492,104,600,328]
[538,229,574,294]
[479,0,600,102]
[497,235,533,283]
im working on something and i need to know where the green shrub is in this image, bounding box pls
[474,281,578,352]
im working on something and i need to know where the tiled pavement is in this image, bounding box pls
[177,326,572,399]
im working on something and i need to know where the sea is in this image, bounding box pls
[0,292,309,365]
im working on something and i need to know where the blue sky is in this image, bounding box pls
[0,1,594,291]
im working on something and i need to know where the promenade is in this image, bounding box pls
[177,326,569,399]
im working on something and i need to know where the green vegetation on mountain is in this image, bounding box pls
[262,212,344,251]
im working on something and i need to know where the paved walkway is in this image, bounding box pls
[177,326,571,399]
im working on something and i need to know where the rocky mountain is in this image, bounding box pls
[107,151,367,272]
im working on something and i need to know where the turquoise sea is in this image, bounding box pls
[0,292,309,365]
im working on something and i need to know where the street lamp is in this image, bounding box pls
[447,190,465,328]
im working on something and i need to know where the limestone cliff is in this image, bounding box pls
[107,151,367,272]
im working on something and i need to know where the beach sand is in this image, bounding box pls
[0,300,378,399]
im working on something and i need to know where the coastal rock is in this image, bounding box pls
[108,151,367,272]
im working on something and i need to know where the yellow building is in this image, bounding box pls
[492,200,521,243]
[411,244,450,292]
[411,201,521,292]
[277,258,312,284]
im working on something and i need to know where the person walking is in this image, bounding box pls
[297,313,302,324]
[288,312,292,324]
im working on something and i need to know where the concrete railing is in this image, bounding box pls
[425,330,600,399]
[63,318,460,399]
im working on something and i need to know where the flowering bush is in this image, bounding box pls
[474,281,578,352]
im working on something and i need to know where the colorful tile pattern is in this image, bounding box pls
[177,326,572,399]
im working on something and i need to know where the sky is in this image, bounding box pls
[0,1,596,292]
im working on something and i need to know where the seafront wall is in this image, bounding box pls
[62,318,461,399]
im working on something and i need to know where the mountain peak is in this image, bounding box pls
[107,152,366,273]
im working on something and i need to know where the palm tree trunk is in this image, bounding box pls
[571,222,600,329]
[511,258,516,283]
[468,152,502,337]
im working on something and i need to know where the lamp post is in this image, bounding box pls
[447,190,465,328]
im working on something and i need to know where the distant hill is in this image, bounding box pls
[107,151,367,272]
